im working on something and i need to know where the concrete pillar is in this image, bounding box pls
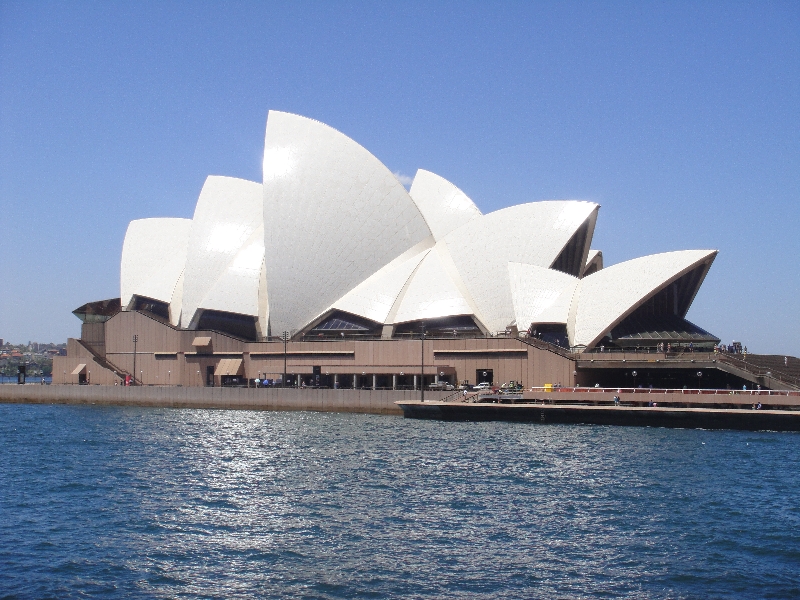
[392,375,397,390]
[334,374,339,389]
[296,376,300,388]
[435,373,439,384]
[353,375,357,389]
[372,374,376,390]
[413,375,418,390]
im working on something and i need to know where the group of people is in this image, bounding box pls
[716,342,747,354]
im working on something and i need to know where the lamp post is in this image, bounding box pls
[132,334,138,385]
[197,370,201,387]
[420,321,425,402]
[140,370,143,386]
[631,370,637,388]
[697,371,702,389]
[168,370,171,386]
[88,370,90,385]
[281,331,290,387]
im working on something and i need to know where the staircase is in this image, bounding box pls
[716,353,800,390]
[77,339,135,384]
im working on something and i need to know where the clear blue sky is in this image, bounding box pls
[1,1,798,355]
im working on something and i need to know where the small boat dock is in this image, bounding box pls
[396,387,800,431]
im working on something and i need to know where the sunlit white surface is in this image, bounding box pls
[181,176,264,328]
[262,111,432,334]
[582,249,603,276]
[409,169,482,241]
[508,263,579,329]
[330,247,431,325]
[393,245,474,324]
[120,218,192,313]
[441,201,598,332]
[196,225,265,324]
[568,249,717,349]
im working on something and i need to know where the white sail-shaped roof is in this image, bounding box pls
[441,201,599,332]
[508,263,579,329]
[392,245,475,324]
[180,176,264,328]
[568,249,717,349]
[262,111,432,335]
[582,249,603,276]
[120,218,192,315]
[409,169,482,241]
[329,247,431,325]
[195,224,267,333]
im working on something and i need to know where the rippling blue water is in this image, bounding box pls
[1,405,799,598]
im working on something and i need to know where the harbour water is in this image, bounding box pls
[1,404,799,598]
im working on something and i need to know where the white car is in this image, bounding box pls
[473,382,492,390]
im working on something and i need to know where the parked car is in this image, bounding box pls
[428,381,455,391]
[473,382,492,391]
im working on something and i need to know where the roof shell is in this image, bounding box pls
[582,249,604,277]
[195,224,266,327]
[392,245,474,324]
[120,218,192,311]
[180,176,264,328]
[568,249,717,349]
[262,111,432,335]
[329,246,431,325]
[441,201,599,332]
[508,263,579,328]
[409,169,482,241]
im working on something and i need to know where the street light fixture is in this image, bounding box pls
[697,370,702,389]
[132,334,139,385]
[420,321,425,402]
[281,331,290,388]
[631,370,637,388]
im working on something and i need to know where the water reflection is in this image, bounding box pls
[1,405,799,598]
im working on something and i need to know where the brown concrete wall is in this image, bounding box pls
[67,310,578,389]
[53,339,119,386]
[0,385,456,415]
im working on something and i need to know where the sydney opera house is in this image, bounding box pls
[58,111,770,391]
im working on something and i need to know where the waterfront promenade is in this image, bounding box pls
[0,385,454,415]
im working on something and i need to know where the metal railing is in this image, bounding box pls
[525,386,800,397]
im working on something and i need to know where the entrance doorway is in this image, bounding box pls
[206,366,215,387]
[477,369,493,385]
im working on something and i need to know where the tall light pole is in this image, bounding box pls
[420,321,425,403]
[132,334,138,385]
[282,331,290,387]
[697,371,702,389]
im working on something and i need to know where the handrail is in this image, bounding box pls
[526,386,800,397]
[76,339,133,384]
[715,354,799,386]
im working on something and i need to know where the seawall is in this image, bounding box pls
[0,385,451,415]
